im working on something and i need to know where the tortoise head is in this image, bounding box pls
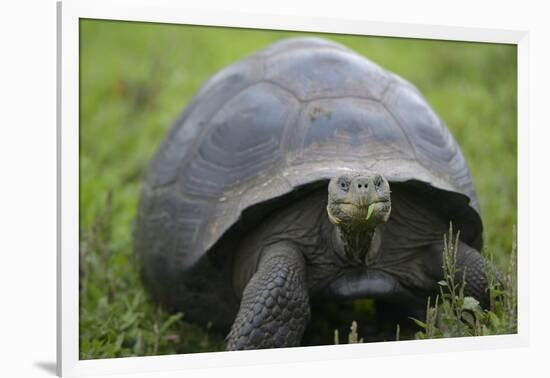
[327,172,391,264]
[327,172,392,227]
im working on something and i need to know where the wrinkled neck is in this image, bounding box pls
[331,222,381,266]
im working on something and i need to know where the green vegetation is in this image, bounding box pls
[412,225,517,339]
[79,19,517,358]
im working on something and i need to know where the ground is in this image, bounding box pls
[79,19,517,358]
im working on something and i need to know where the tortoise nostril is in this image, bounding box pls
[354,179,372,190]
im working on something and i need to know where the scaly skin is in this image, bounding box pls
[455,242,490,308]
[226,242,310,350]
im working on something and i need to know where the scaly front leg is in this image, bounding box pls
[226,242,310,350]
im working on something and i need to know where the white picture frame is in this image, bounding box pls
[57,0,529,376]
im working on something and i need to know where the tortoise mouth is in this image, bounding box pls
[327,199,391,226]
[333,199,389,208]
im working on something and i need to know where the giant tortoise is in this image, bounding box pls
[134,37,487,350]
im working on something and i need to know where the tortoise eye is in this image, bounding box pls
[339,178,350,191]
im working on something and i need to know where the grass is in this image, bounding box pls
[412,225,517,340]
[79,19,517,358]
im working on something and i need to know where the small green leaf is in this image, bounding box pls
[409,317,427,329]
[366,203,375,221]
[462,296,480,311]
[160,312,183,334]
[437,280,448,286]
